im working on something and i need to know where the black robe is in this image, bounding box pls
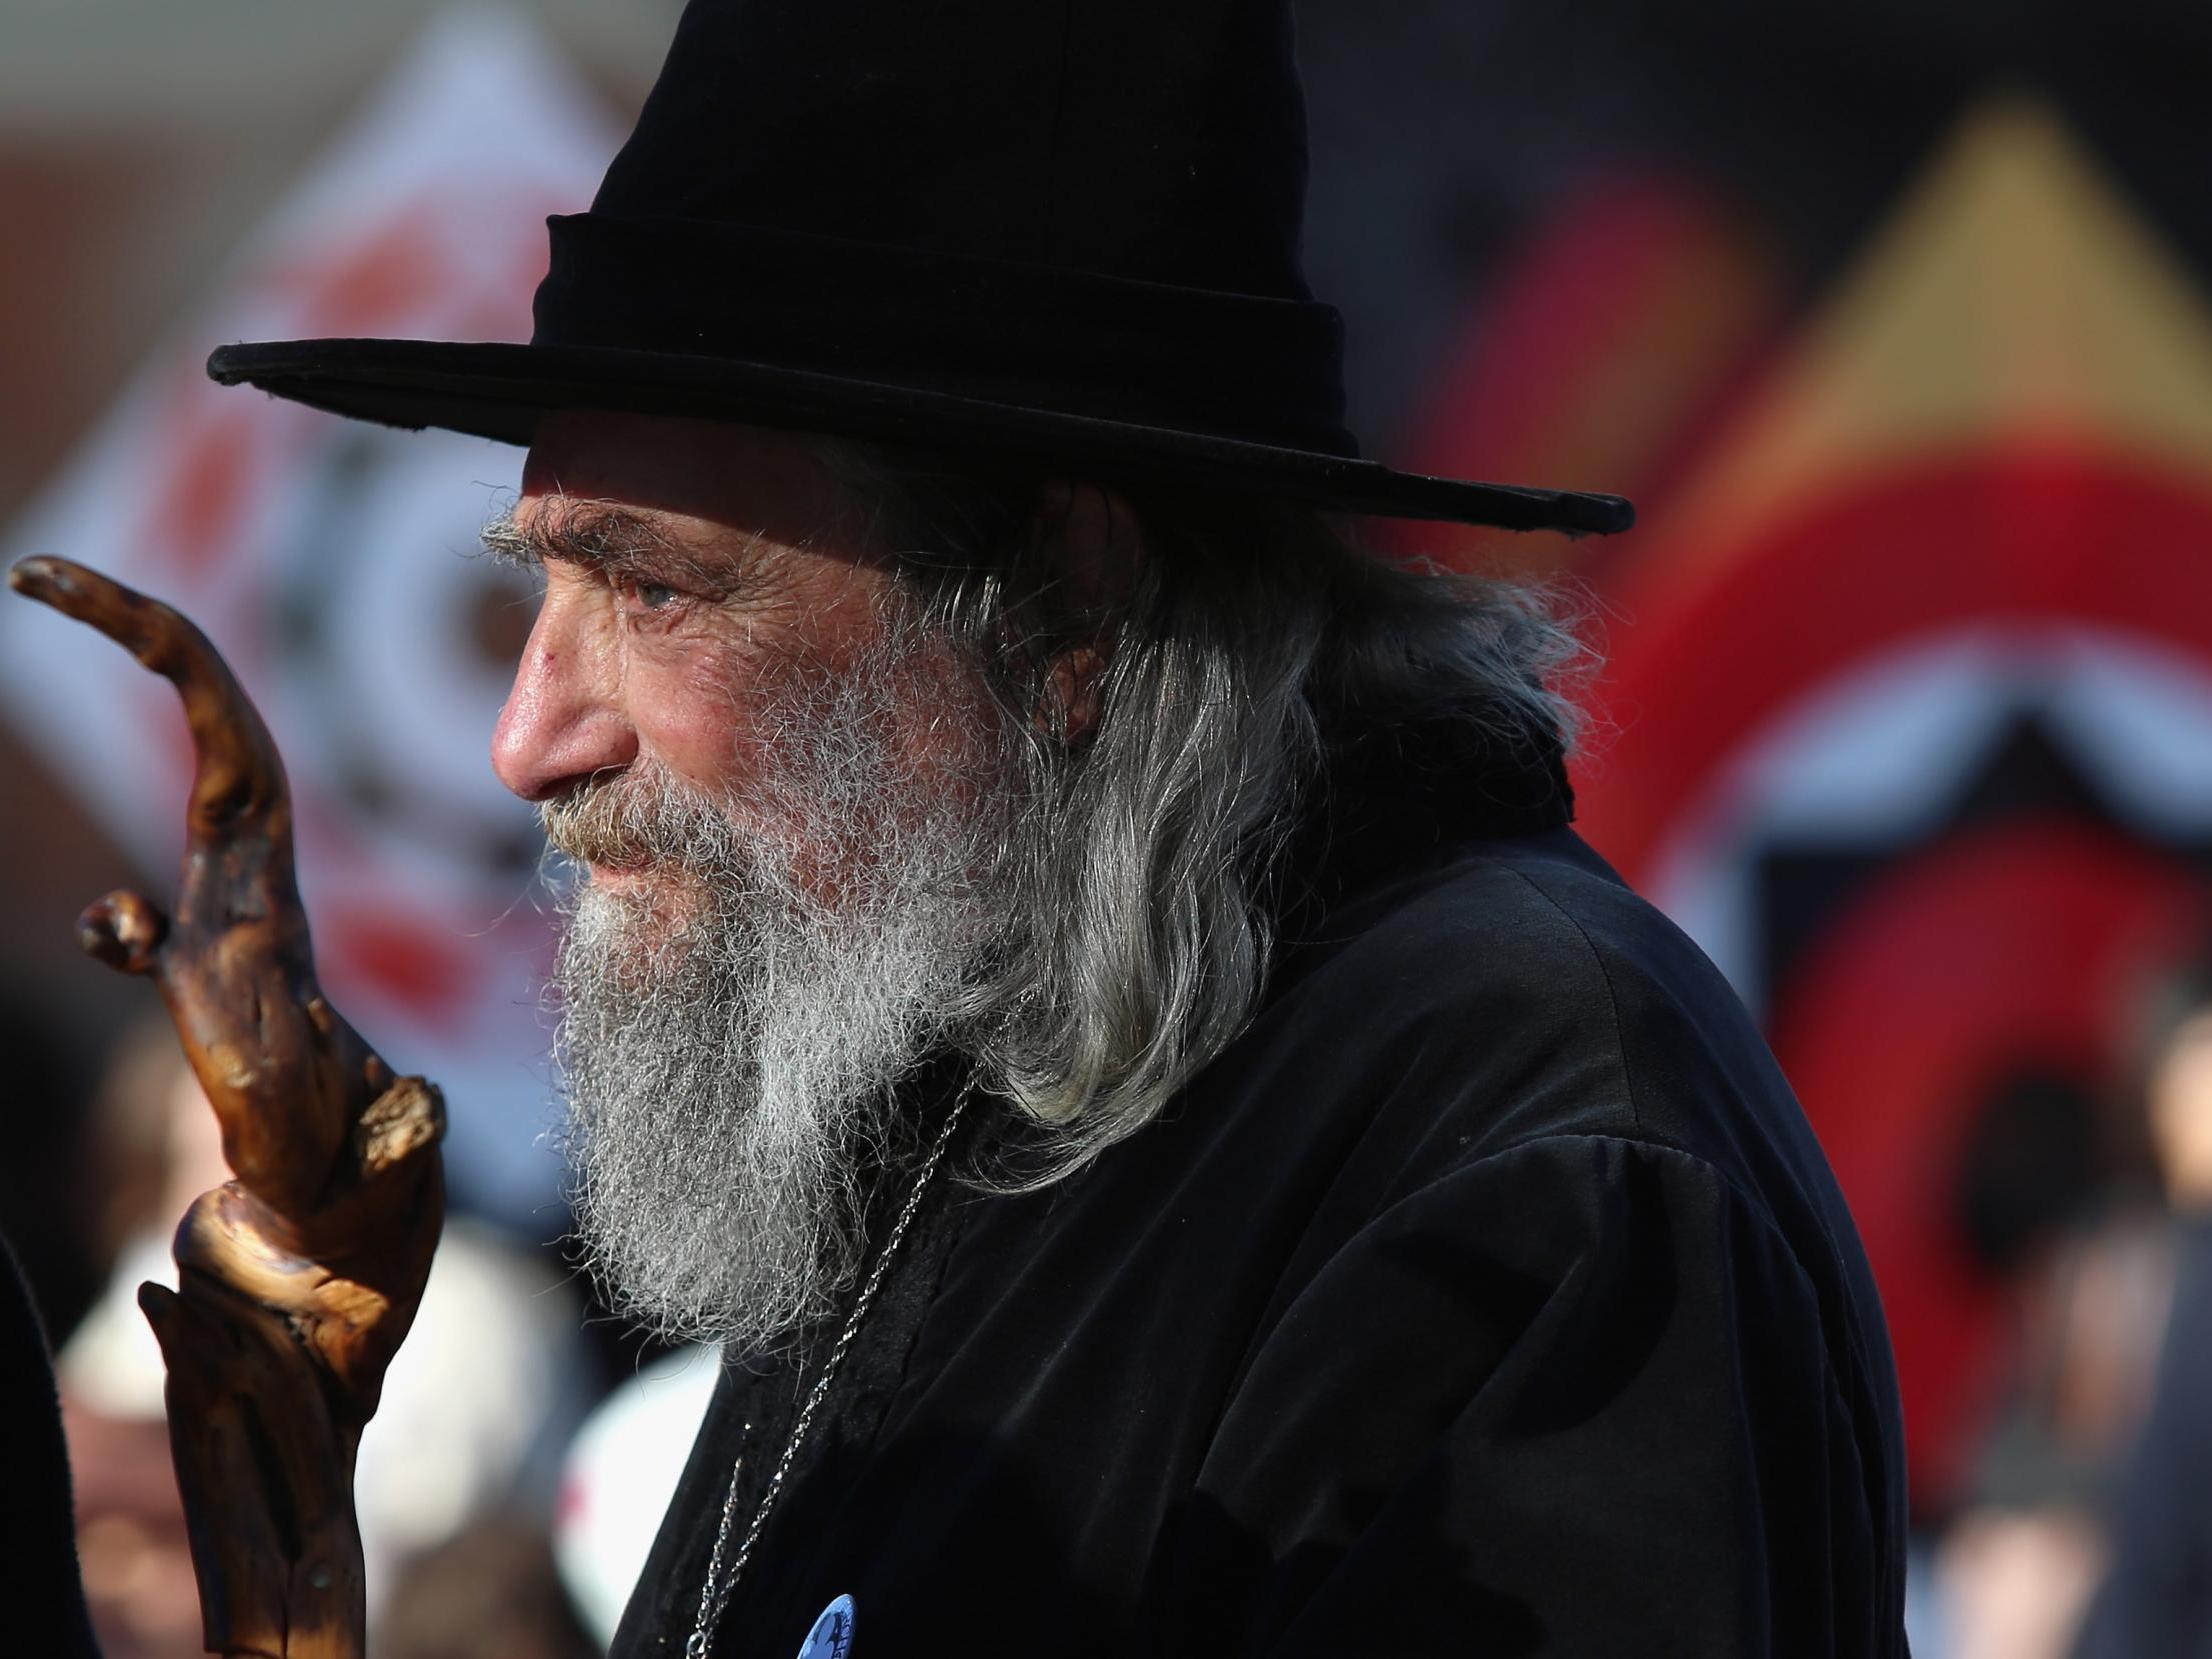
[613,722,1911,1657]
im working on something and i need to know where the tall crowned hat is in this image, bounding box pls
[208,0,1632,536]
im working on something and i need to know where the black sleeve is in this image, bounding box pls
[0,1225,103,1657]
[1165,1133,1892,1658]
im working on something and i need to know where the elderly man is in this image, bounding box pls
[200,0,1908,1653]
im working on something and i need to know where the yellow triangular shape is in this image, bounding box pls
[1659,93,2212,561]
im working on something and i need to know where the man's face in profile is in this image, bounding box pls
[486,411,1018,1355]
[491,412,996,908]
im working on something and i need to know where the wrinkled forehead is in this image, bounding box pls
[519,410,863,559]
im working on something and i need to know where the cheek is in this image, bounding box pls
[625,645,767,792]
[896,648,1011,787]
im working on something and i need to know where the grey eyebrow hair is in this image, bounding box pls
[479,500,751,594]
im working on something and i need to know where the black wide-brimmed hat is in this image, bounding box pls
[209,0,1632,536]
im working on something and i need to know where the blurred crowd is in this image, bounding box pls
[1916,946,2212,1656]
[4,1001,716,1659]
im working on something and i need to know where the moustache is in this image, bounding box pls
[539,768,737,874]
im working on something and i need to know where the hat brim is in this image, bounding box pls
[206,338,1633,536]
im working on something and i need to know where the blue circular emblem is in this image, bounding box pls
[794,1594,856,1659]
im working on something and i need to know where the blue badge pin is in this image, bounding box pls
[794,1594,856,1659]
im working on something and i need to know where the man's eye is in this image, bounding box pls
[619,578,683,614]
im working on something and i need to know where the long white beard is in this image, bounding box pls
[546,641,1011,1356]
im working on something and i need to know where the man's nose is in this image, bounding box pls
[491,591,637,802]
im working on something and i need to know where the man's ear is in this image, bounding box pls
[1031,480,1142,744]
[1038,646,1108,743]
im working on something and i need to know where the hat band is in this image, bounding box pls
[531,214,1359,459]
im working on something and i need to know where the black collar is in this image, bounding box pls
[1271,705,1576,956]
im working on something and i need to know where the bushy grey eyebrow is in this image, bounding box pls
[478,509,546,572]
[479,501,753,596]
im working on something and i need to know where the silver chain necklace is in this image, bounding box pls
[684,1080,977,1658]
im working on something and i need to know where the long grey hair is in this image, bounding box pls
[827,445,1591,1188]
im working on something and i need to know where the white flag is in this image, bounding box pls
[0,7,622,1225]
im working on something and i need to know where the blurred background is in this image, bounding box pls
[3,2,2210,1654]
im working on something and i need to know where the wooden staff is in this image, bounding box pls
[10,555,445,1659]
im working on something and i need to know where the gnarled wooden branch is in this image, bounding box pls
[10,555,445,1659]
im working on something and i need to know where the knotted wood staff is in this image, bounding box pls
[10,555,445,1659]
